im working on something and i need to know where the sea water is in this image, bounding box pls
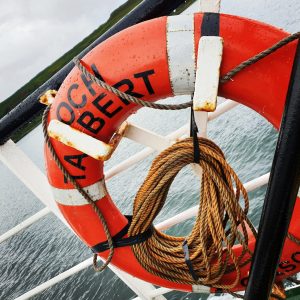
[0,0,299,299]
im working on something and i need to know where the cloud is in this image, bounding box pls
[0,0,126,101]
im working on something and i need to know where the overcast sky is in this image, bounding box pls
[0,0,126,101]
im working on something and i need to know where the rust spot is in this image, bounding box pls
[117,121,129,136]
[39,89,57,106]
[66,141,74,147]
[51,134,59,140]
[96,152,112,161]
[195,100,217,112]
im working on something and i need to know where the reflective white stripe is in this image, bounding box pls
[52,179,107,206]
[167,15,195,95]
[298,188,300,198]
[192,285,210,293]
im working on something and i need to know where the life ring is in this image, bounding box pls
[45,13,300,292]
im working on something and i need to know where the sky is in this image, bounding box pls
[0,0,126,101]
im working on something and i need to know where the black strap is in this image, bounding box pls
[201,13,220,36]
[190,107,200,163]
[215,288,224,295]
[182,239,199,282]
[189,12,221,163]
[185,11,222,282]
[91,216,153,253]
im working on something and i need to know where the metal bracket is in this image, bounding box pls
[47,120,128,161]
[47,119,174,161]
[193,36,223,113]
[191,35,223,176]
[39,90,57,106]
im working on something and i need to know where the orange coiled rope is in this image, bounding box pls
[128,137,257,290]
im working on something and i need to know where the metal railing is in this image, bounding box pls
[0,98,270,300]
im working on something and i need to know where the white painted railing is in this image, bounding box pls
[10,171,271,300]
[0,207,51,243]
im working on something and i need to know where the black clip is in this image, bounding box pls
[182,239,199,282]
[190,104,200,164]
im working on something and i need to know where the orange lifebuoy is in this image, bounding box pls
[45,13,300,292]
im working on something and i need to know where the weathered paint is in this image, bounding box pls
[48,120,114,161]
[39,90,57,106]
[193,36,223,112]
[166,15,195,95]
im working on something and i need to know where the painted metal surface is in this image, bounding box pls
[2,1,300,298]
[193,36,223,112]
[0,99,244,246]
[2,102,292,298]
[124,122,171,151]
[0,140,64,221]
[0,207,50,244]
[7,170,272,299]
[0,145,166,300]
[156,172,270,232]
[7,0,300,299]
[14,257,167,300]
[286,285,300,299]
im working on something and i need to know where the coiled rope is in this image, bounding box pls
[128,137,256,290]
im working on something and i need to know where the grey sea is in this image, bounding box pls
[1,0,300,299]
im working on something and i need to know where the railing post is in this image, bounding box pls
[244,41,300,300]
